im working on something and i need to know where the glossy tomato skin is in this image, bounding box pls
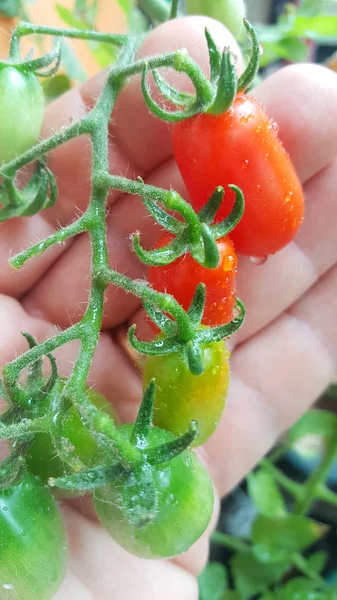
[94,424,214,559]
[143,338,230,447]
[0,67,44,164]
[26,379,118,487]
[149,231,238,328]
[0,472,67,599]
[172,94,304,257]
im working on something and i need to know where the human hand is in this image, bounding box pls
[1,16,337,599]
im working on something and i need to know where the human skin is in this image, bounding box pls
[0,16,336,599]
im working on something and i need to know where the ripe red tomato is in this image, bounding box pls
[172,94,304,257]
[148,231,238,328]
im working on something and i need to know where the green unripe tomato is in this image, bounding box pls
[185,0,246,40]
[94,424,214,559]
[0,67,44,164]
[143,339,230,447]
[26,379,118,487]
[0,472,67,599]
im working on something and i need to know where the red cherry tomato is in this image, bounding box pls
[172,94,304,257]
[148,231,238,328]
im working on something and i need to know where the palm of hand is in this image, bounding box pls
[0,16,336,600]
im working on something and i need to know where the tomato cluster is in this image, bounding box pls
[0,16,306,600]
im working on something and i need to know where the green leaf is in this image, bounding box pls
[56,4,116,69]
[231,552,288,600]
[275,577,326,600]
[306,551,328,575]
[0,0,21,17]
[252,514,326,564]
[223,592,241,600]
[291,15,337,44]
[259,37,309,68]
[116,0,133,16]
[288,409,337,449]
[248,469,286,519]
[198,562,228,600]
[42,74,72,102]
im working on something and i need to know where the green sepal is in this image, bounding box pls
[143,421,198,464]
[208,48,237,115]
[14,39,62,78]
[198,186,224,224]
[143,300,176,335]
[211,185,245,239]
[142,195,184,235]
[0,161,58,221]
[128,324,179,355]
[237,20,260,92]
[152,68,193,108]
[131,379,155,447]
[49,464,121,491]
[187,283,206,327]
[141,64,201,124]
[133,231,186,266]
[41,353,58,396]
[199,299,245,343]
[200,223,221,268]
[21,332,43,395]
[205,28,222,85]
[0,445,28,490]
[186,341,204,375]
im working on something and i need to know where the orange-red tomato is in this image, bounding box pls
[172,94,304,257]
[148,231,238,328]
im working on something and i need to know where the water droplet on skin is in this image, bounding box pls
[284,192,293,204]
[271,121,279,133]
[250,256,268,266]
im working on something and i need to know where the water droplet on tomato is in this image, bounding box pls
[244,159,249,166]
[222,254,236,272]
[250,256,268,265]
[284,192,293,204]
[255,126,261,133]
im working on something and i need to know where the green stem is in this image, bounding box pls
[260,459,303,499]
[211,531,251,553]
[1,119,91,178]
[317,484,337,507]
[9,21,127,61]
[137,0,170,22]
[170,0,180,19]
[294,431,337,514]
[0,415,53,441]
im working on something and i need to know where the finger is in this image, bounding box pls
[56,507,198,600]
[204,263,337,496]
[252,63,337,183]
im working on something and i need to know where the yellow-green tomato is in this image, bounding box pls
[0,472,67,599]
[26,379,118,486]
[0,67,44,164]
[185,0,246,40]
[94,424,214,559]
[143,339,230,447]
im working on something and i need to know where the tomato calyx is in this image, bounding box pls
[141,19,260,122]
[134,183,244,270]
[1,38,62,78]
[48,380,198,506]
[129,283,245,375]
[0,160,57,221]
